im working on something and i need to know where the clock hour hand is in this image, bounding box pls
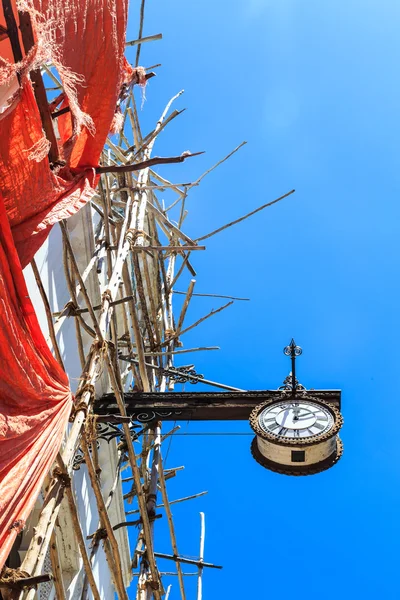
[296,413,314,421]
[292,408,313,421]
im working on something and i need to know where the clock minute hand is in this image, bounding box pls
[292,408,313,422]
[296,410,314,421]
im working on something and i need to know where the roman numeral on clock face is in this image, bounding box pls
[268,423,280,432]
[316,412,328,421]
[313,422,325,431]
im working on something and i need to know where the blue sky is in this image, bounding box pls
[123,2,400,598]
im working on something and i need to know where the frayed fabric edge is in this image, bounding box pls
[24,135,51,162]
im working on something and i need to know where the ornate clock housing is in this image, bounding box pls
[250,396,343,476]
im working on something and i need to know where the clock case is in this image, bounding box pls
[249,395,343,476]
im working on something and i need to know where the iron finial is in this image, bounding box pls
[283,339,302,357]
[283,339,303,395]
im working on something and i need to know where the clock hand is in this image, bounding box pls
[292,404,301,419]
[296,410,314,421]
[280,409,290,426]
[292,408,313,422]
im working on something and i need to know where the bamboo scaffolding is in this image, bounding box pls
[14,158,157,598]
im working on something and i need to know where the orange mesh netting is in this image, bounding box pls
[0,0,130,267]
[0,189,72,566]
[0,0,130,568]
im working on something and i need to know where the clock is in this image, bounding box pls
[249,396,343,476]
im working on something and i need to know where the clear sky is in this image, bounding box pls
[124,2,400,598]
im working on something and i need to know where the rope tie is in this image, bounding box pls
[8,519,24,533]
[101,289,112,306]
[92,335,112,359]
[65,300,79,316]
[126,229,150,249]
[0,567,30,585]
[84,413,99,443]
[90,527,107,548]
[52,466,71,488]
[69,384,95,421]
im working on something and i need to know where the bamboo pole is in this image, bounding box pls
[126,491,207,515]
[126,33,162,46]
[133,109,186,162]
[168,251,194,291]
[61,233,96,340]
[80,436,128,600]
[175,279,195,338]
[60,221,103,339]
[134,0,146,65]
[158,301,234,348]
[158,454,187,599]
[49,532,66,600]
[165,585,172,600]
[173,291,250,301]
[30,258,64,369]
[134,572,197,577]
[64,483,102,600]
[131,245,204,252]
[104,358,162,598]
[80,450,124,600]
[122,347,220,357]
[147,203,197,247]
[190,141,247,188]
[120,356,245,391]
[195,189,295,242]
[136,551,221,570]
[0,575,53,591]
[144,426,162,600]
[149,170,185,196]
[95,152,204,174]
[122,465,184,484]
[197,513,205,600]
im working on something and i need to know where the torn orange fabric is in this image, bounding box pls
[0,82,99,266]
[0,189,72,568]
[0,0,129,267]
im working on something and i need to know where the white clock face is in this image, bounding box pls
[258,400,334,439]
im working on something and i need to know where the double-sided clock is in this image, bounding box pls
[250,396,343,476]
